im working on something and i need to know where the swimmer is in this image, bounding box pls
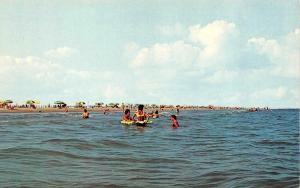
[170,115,179,128]
[122,109,133,121]
[82,109,89,119]
[133,104,148,126]
[152,110,160,118]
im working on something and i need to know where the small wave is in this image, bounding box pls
[43,138,84,144]
[257,139,297,146]
[0,147,86,159]
[42,138,98,150]
[242,177,299,188]
[100,139,134,148]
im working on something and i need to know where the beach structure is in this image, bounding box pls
[108,103,119,108]
[26,100,40,109]
[0,100,13,108]
[54,101,67,108]
[75,101,86,108]
[95,102,104,107]
[4,100,13,104]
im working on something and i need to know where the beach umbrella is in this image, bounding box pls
[76,101,86,107]
[78,101,85,105]
[0,100,5,104]
[4,100,13,104]
[55,101,66,105]
[26,100,40,105]
[26,100,35,105]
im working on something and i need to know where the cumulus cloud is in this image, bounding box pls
[128,20,240,77]
[124,20,299,107]
[131,40,201,69]
[189,20,237,58]
[251,86,288,100]
[0,52,127,104]
[44,47,77,58]
[248,28,300,78]
[126,20,241,97]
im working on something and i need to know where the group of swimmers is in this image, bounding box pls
[82,104,179,128]
[122,104,179,128]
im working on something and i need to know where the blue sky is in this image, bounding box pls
[0,0,299,108]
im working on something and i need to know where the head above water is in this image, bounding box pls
[125,109,130,115]
[170,115,177,120]
[138,104,144,111]
[84,109,87,113]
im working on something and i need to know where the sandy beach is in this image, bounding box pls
[0,107,120,114]
[0,106,249,114]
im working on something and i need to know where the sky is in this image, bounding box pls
[0,0,299,108]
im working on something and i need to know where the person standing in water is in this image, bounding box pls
[82,109,89,119]
[170,115,179,128]
[133,104,148,125]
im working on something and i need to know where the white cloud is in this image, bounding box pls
[248,38,281,58]
[189,20,237,58]
[104,84,128,102]
[248,28,300,78]
[251,86,288,100]
[130,20,239,70]
[44,47,77,58]
[120,21,241,105]
[248,86,300,108]
[205,69,239,83]
[123,20,299,107]
[0,53,121,104]
[126,20,241,96]
[131,40,201,69]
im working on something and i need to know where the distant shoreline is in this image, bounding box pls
[0,106,249,114]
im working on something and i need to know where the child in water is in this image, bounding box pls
[133,104,148,124]
[152,110,160,118]
[170,115,179,128]
[82,109,89,119]
[122,109,133,121]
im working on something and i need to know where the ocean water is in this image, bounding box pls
[0,110,299,188]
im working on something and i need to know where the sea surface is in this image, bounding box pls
[0,110,299,188]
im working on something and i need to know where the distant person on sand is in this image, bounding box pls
[122,109,133,121]
[121,103,125,112]
[170,115,179,128]
[133,104,147,122]
[82,109,89,119]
